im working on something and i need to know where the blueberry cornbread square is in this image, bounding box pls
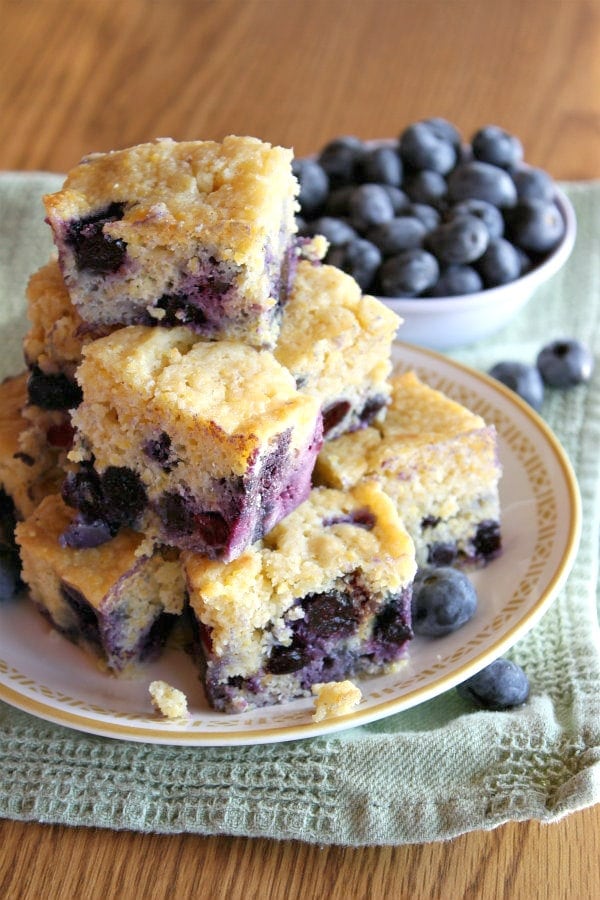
[44,136,299,349]
[65,326,323,558]
[274,260,401,440]
[183,482,416,713]
[15,494,185,672]
[0,374,64,519]
[315,371,502,567]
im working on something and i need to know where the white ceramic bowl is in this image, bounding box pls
[378,187,576,351]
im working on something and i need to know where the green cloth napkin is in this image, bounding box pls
[0,173,598,846]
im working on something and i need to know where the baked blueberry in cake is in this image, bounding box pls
[315,371,502,567]
[65,326,323,559]
[22,259,109,412]
[274,260,400,440]
[0,373,64,519]
[15,494,186,672]
[183,482,416,713]
[44,136,299,349]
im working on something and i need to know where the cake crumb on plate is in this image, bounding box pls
[149,680,189,720]
[311,680,362,722]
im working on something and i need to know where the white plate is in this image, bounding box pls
[0,343,581,745]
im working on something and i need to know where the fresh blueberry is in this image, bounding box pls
[379,249,439,297]
[505,200,565,253]
[421,117,462,150]
[403,169,448,207]
[292,158,330,217]
[512,166,556,203]
[476,238,522,287]
[426,215,489,265]
[359,144,402,186]
[411,566,478,637]
[456,658,530,710]
[367,216,426,256]
[306,216,357,247]
[318,136,366,187]
[447,199,504,240]
[488,361,544,411]
[536,339,594,387]
[326,238,382,291]
[471,126,524,168]
[428,265,483,296]
[399,122,457,174]
[0,544,21,601]
[447,161,518,207]
[406,203,441,231]
[381,185,410,215]
[323,186,355,217]
[348,184,395,231]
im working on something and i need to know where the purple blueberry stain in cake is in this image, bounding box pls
[371,588,414,652]
[66,202,127,274]
[473,519,502,561]
[60,464,148,548]
[323,509,376,530]
[143,431,179,472]
[427,541,459,566]
[421,515,441,530]
[357,395,388,428]
[27,366,83,410]
[59,581,103,649]
[322,400,351,437]
[68,202,127,271]
[155,490,231,556]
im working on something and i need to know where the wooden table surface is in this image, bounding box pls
[1,1,599,897]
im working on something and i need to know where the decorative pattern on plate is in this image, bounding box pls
[0,343,581,745]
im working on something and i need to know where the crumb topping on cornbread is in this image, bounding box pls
[44,136,298,270]
[275,260,400,405]
[149,680,189,720]
[69,326,322,476]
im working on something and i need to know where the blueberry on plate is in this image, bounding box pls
[379,248,439,297]
[412,566,478,637]
[536,339,594,387]
[471,125,524,169]
[488,361,544,411]
[456,658,530,710]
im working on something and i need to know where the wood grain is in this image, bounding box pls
[1,1,599,897]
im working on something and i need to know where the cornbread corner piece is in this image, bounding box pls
[0,373,64,519]
[65,326,323,559]
[43,136,299,349]
[275,260,401,440]
[311,680,362,723]
[183,482,416,713]
[149,680,189,720]
[15,494,186,672]
[315,370,502,568]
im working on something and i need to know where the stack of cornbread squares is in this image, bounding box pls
[0,136,501,714]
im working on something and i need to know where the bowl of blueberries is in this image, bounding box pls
[294,120,576,350]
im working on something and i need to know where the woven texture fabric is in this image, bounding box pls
[0,173,598,845]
